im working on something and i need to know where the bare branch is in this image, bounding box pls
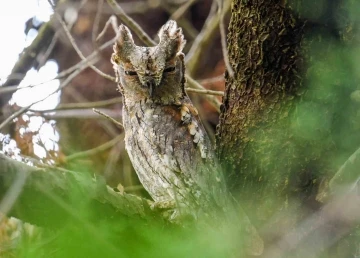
[96,15,119,42]
[37,108,121,120]
[185,87,224,96]
[199,75,225,85]
[93,108,123,128]
[29,97,122,112]
[0,166,29,223]
[329,146,360,193]
[0,68,83,131]
[185,0,231,76]
[106,0,156,46]
[161,4,198,40]
[186,75,221,111]
[0,18,56,108]
[217,0,234,77]
[185,0,218,73]
[170,0,198,20]
[65,134,123,163]
[264,192,360,258]
[92,0,105,45]
[54,13,116,82]
[0,34,117,96]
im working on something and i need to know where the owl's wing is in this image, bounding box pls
[150,99,226,206]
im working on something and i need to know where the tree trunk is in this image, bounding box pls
[217,0,360,239]
[217,0,308,220]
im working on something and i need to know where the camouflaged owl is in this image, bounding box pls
[111,20,226,218]
[111,20,264,255]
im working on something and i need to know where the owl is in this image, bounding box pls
[111,20,264,255]
[111,20,226,219]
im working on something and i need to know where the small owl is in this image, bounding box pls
[111,20,225,218]
[111,21,264,255]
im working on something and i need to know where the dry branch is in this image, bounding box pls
[65,134,123,163]
[0,19,55,111]
[29,97,122,112]
[185,0,230,74]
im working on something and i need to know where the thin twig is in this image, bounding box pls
[0,167,29,223]
[170,0,198,20]
[96,15,119,42]
[185,87,224,96]
[185,0,218,73]
[186,75,221,111]
[161,4,198,40]
[217,0,234,77]
[37,32,59,68]
[0,68,83,131]
[329,145,360,193]
[199,75,225,84]
[65,134,123,162]
[0,36,117,95]
[0,18,56,106]
[63,87,120,138]
[54,13,116,82]
[29,97,122,112]
[264,193,360,258]
[92,0,104,45]
[93,108,123,128]
[38,109,121,120]
[106,0,156,46]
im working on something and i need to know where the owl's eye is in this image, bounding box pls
[163,66,175,73]
[125,70,137,76]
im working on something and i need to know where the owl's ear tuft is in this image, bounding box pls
[158,20,186,59]
[113,24,135,61]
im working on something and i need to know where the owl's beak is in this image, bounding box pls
[143,78,157,98]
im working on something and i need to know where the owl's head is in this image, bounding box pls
[111,20,186,103]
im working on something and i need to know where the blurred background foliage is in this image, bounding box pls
[0,0,360,257]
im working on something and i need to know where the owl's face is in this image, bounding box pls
[112,21,186,103]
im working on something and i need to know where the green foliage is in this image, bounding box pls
[9,184,232,258]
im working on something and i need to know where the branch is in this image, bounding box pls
[54,13,116,82]
[186,75,221,111]
[29,97,122,112]
[0,153,156,227]
[35,108,121,120]
[106,0,156,46]
[185,87,224,96]
[0,34,115,96]
[93,108,124,128]
[264,192,360,258]
[0,68,83,131]
[329,146,360,193]
[217,0,234,77]
[65,134,123,163]
[0,19,56,109]
[185,0,225,74]
[170,0,198,20]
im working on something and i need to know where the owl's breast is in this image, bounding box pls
[122,99,215,203]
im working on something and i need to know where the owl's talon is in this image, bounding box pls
[150,200,176,210]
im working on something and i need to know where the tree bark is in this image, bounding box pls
[216,0,307,215]
[217,0,360,253]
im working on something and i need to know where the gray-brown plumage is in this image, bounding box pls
[111,20,263,255]
[111,20,224,217]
